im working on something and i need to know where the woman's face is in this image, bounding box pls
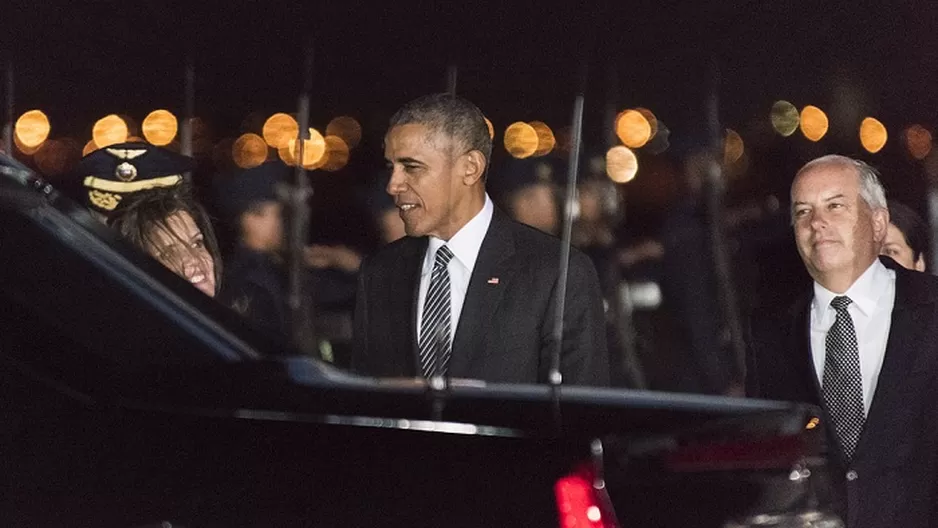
[146,210,217,296]
[882,223,926,271]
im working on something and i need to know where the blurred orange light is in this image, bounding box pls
[262,113,300,149]
[724,128,744,164]
[232,133,268,169]
[93,114,129,148]
[317,135,351,172]
[14,133,42,155]
[82,139,99,156]
[15,110,51,148]
[325,116,362,149]
[529,121,556,157]
[905,125,932,160]
[142,110,178,146]
[606,145,638,183]
[860,117,887,154]
[615,109,652,148]
[635,107,658,139]
[504,122,538,159]
[800,106,828,142]
[771,101,800,137]
[286,128,327,168]
[484,117,495,140]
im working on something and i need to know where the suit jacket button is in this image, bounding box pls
[846,470,858,481]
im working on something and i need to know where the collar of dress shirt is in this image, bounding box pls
[423,193,494,274]
[812,258,890,322]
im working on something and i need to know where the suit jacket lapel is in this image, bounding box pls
[396,237,427,377]
[860,261,933,455]
[789,292,822,402]
[448,210,516,376]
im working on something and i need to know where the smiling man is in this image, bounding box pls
[352,93,608,386]
[746,154,938,528]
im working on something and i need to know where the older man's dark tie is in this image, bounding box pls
[821,295,866,461]
[419,245,454,377]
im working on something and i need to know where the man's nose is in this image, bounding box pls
[386,168,406,196]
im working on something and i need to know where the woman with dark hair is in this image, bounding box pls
[883,200,928,272]
[108,186,222,297]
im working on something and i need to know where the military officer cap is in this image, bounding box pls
[216,160,291,220]
[78,141,193,215]
[490,156,563,199]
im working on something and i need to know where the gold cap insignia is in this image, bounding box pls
[88,190,121,211]
[115,162,138,182]
[105,148,147,160]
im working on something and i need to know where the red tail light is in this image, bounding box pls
[555,463,619,528]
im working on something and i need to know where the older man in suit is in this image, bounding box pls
[746,154,938,528]
[352,93,608,386]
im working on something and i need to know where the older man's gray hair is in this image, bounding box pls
[791,154,887,222]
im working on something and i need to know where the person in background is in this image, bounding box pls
[74,142,193,222]
[489,157,561,236]
[215,161,359,355]
[108,185,221,298]
[882,199,928,271]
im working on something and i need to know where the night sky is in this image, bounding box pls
[5,1,938,210]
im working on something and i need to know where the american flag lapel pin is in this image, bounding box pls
[487,277,499,285]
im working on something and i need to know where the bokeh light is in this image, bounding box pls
[34,138,81,176]
[724,128,744,164]
[93,114,129,148]
[504,122,538,159]
[635,107,659,139]
[14,133,42,155]
[82,139,98,156]
[262,113,300,149]
[605,145,639,183]
[860,117,888,154]
[615,109,652,148]
[317,135,351,172]
[142,110,178,146]
[770,100,800,137]
[325,116,362,149]
[484,117,495,140]
[232,133,268,169]
[14,110,51,148]
[800,105,828,142]
[529,121,556,157]
[284,128,327,168]
[905,125,932,160]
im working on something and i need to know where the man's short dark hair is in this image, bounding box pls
[388,93,493,170]
[888,199,929,263]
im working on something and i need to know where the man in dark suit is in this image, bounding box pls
[352,93,608,386]
[747,154,938,528]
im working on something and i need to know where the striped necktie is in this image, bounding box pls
[419,245,454,377]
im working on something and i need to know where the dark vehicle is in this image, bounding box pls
[1,159,832,527]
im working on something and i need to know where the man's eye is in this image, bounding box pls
[829,203,843,210]
[191,238,205,249]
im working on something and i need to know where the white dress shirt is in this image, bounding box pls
[810,259,896,414]
[416,194,494,343]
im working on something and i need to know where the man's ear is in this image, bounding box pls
[915,255,927,272]
[461,150,486,186]
[872,207,889,243]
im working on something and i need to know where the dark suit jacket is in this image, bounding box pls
[746,256,938,528]
[352,209,609,386]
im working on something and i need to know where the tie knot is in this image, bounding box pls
[831,296,853,312]
[434,245,454,268]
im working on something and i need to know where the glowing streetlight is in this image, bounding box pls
[605,145,638,183]
[504,122,538,159]
[93,115,129,148]
[800,106,828,142]
[142,110,178,146]
[15,109,51,148]
[859,117,887,154]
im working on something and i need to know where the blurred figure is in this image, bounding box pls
[882,200,927,271]
[215,161,359,352]
[74,142,192,222]
[364,177,407,245]
[489,157,561,235]
[109,185,221,298]
[657,148,739,395]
